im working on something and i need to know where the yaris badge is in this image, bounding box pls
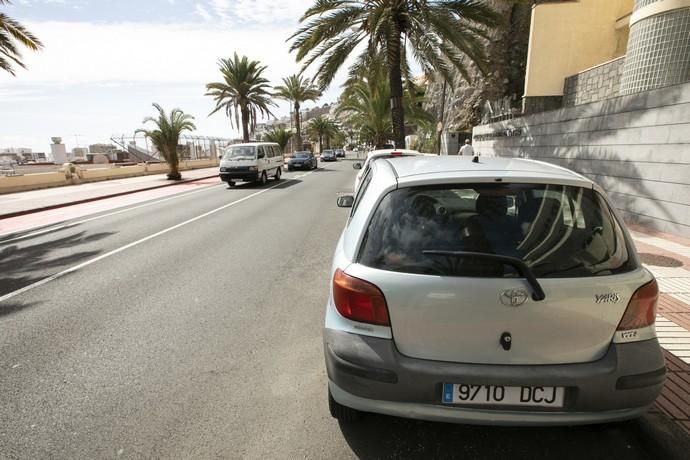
[500,289,529,307]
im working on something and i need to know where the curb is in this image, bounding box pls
[0,173,219,220]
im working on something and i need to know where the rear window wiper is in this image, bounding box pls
[422,250,546,301]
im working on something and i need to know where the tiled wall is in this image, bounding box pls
[473,82,690,238]
[564,57,625,106]
[634,0,661,11]
[620,6,690,94]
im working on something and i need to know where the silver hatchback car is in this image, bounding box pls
[326,156,665,426]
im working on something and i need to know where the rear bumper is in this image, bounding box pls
[324,328,665,425]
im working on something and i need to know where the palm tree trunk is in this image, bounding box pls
[241,106,250,142]
[167,146,181,180]
[376,132,386,148]
[294,102,302,150]
[387,24,406,149]
[319,135,323,153]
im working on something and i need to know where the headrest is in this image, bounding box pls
[476,194,508,217]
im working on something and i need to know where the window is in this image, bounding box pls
[350,168,373,218]
[222,145,256,160]
[358,183,635,278]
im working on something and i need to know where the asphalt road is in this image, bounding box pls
[0,159,688,459]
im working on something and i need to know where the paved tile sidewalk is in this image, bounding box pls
[0,167,220,218]
[628,225,690,435]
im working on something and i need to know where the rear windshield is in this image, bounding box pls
[294,152,310,158]
[358,184,636,278]
[223,145,256,160]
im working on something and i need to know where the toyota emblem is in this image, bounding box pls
[500,289,529,307]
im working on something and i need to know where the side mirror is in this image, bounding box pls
[353,162,362,170]
[337,195,355,208]
[257,153,265,159]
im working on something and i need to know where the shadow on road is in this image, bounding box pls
[0,301,41,317]
[228,179,303,191]
[338,414,664,460]
[0,230,114,303]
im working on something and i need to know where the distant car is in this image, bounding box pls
[288,151,317,171]
[321,150,337,162]
[335,149,345,158]
[326,155,665,425]
[353,148,422,192]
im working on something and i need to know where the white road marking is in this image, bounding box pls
[0,176,309,303]
[0,183,224,244]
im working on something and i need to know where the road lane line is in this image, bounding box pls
[0,183,226,244]
[0,179,293,303]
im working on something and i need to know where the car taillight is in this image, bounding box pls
[390,151,402,156]
[617,279,658,331]
[333,269,390,326]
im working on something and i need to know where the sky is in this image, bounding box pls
[0,0,345,153]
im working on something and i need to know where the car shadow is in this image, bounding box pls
[338,414,660,460]
[228,179,302,190]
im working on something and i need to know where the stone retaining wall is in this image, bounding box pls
[563,57,626,107]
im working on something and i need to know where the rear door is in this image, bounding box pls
[350,182,646,365]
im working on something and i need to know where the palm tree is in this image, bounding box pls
[1,0,43,75]
[290,0,499,148]
[274,74,321,151]
[206,53,276,142]
[264,127,293,152]
[337,79,391,148]
[136,103,196,181]
[308,116,337,152]
[338,77,433,148]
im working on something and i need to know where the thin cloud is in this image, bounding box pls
[195,3,213,22]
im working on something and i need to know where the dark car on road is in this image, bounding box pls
[287,151,317,171]
[321,150,337,162]
[335,149,345,158]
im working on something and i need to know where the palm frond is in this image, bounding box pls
[0,5,43,75]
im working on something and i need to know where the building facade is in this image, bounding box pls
[473,0,690,237]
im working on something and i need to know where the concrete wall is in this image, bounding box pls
[473,81,690,238]
[563,57,626,107]
[524,0,632,98]
[0,159,219,194]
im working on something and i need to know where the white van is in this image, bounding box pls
[219,142,284,187]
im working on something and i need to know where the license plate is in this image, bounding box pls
[442,384,564,408]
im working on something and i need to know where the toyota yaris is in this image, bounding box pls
[326,155,665,425]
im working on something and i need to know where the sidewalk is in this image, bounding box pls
[0,167,220,219]
[627,224,690,435]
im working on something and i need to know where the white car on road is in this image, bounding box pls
[326,155,665,425]
[352,148,422,192]
[219,142,284,187]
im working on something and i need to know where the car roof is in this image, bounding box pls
[375,155,593,187]
[228,142,278,147]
